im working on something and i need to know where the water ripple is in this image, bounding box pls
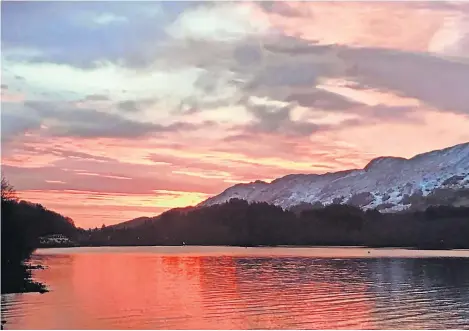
[2,247,469,329]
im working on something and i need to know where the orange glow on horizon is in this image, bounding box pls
[16,189,210,228]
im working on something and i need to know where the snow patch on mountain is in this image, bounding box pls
[200,142,469,212]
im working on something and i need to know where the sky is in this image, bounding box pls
[2,1,469,228]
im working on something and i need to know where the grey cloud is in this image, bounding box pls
[159,36,465,145]
[159,34,327,72]
[149,36,340,116]
[248,62,321,89]
[162,34,433,131]
[286,90,363,110]
[117,98,158,112]
[235,98,421,139]
[118,100,139,112]
[174,69,245,114]
[242,37,469,117]
[25,101,213,138]
[1,2,170,70]
[163,120,216,132]
[243,102,325,137]
[258,1,306,17]
[157,38,259,72]
[407,2,469,11]
[242,42,338,91]
[1,112,42,143]
[194,71,219,94]
[261,36,330,55]
[20,145,115,163]
[338,47,469,115]
[163,30,469,117]
[256,1,275,13]
[233,43,263,67]
[176,91,245,115]
[1,103,42,143]
[85,94,109,101]
[1,84,8,90]
[7,1,467,120]
[49,118,159,139]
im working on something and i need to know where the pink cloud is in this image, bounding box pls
[261,2,458,52]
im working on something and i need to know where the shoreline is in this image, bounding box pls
[5,246,469,297]
[1,263,48,296]
[38,242,469,250]
[33,245,469,259]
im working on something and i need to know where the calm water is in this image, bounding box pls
[2,247,469,329]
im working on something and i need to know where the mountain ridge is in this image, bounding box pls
[199,142,469,212]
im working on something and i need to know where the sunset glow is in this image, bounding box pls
[2,1,469,228]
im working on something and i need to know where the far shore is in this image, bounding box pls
[33,245,469,258]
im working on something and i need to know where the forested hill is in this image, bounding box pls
[84,199,469,249]
[1,177,78,294]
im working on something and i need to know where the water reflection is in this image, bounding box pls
[2,248,469,329]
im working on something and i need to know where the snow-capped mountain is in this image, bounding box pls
[200,142,469,212]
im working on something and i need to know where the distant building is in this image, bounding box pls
[39,234,74,246]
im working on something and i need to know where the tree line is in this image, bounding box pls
[82,198,469,249]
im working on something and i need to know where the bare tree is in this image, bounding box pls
[1,176,18,202]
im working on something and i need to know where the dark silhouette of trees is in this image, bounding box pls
[80,199,469,249]
[1,176,17,202]
[1,177,78,294]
